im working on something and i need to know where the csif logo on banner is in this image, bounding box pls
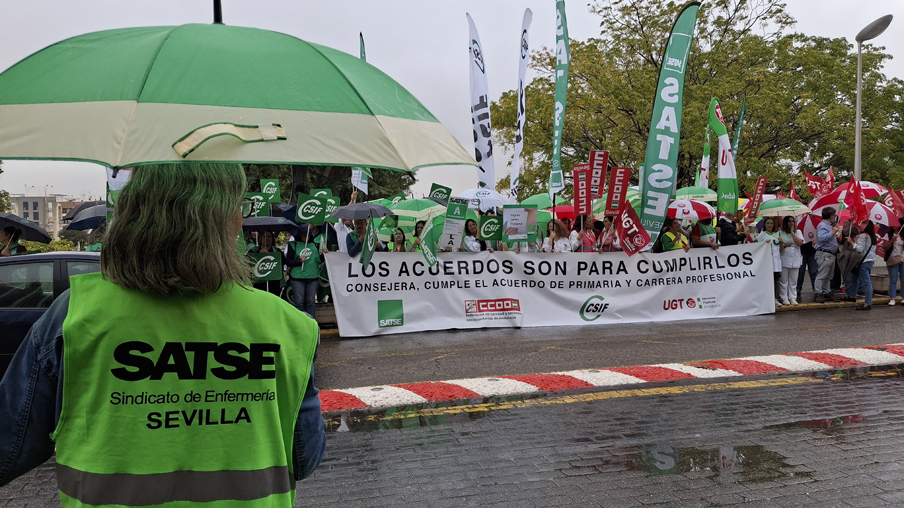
[480,220,500,238]
[471,39,485,73]
[579,295,609,322]
[377,300,404,328]
[253,255,279,278]
[262,181,278,194]
[297,199,324,221]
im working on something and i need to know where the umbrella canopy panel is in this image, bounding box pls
[0,24,477,173]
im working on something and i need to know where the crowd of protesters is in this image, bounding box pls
[242,190,898,317]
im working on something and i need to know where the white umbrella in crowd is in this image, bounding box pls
[666,199,716,221]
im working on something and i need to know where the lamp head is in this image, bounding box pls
[856,14,893,43]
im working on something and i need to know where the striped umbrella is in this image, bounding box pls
[836,181,887,200]
[838,202,900,227]
[593,189,641,216]
[796,214,822,244]
[0,24,476,173]
[667,199,716,220]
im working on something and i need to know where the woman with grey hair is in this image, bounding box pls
[0,163,325,505]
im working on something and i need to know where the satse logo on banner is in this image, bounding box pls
[378,300,404,328]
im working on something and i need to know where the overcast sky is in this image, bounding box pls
[0,0,901,201]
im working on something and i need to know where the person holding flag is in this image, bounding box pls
[814,207,841,303]
[286,224,326,318]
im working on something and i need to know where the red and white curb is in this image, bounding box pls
[319,344,904,413]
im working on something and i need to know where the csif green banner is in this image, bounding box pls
[638,2,701,243]
[548,0,569,196]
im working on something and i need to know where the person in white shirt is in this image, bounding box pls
[543,219,572,253]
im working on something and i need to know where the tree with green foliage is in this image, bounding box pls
[491,0,904,201]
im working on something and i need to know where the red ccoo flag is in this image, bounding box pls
[790,181,802,202]
[615,195,651,256]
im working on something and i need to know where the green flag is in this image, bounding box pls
[638,2,701,243]
[260,179,280,203]
[429,183,452,201]
[548,0,569,196]
[388,192,406,206]
[731,94,745,156]
[323,195,339,224]
[709,98,739,214]
[359,215,378,266]
[244,192,269,217]
[479,215,502,241]
[295,193,326,224]
[419,214,439,267]
[250,251,283,281]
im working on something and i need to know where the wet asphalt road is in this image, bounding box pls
[7,372,904,507]
[316,305,902,390]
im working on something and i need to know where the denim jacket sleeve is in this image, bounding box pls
[0,290,68,487]
[0,290,326,486]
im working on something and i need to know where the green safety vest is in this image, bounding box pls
[288,240,320,280]
[52,272,318,507]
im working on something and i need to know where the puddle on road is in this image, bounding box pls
[616,444,811,483]
[765,414,864,436]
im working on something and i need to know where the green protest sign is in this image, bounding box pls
[323,196,339,224]
[419,214,439,267]
[429,184,452,201]
[389,192,406,206]
[260,179,280,203]
[359,217,379,266]
[548,0,570,196]
[311,188,332,197]
[244,192,270,217]
[479,216,502,241]
[295,194,326,224]
[250,251,283,281]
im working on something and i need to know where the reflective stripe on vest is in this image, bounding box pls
[57,464,291,505]
[53,272,317,507]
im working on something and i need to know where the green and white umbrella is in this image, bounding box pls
[520,193,565,210]
[0,24,476,174]
[675,186,717,202]
[388,199,446,222]
[756,198,812,218]
[593,189,641,216]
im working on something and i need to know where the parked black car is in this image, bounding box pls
[0,252,100,379]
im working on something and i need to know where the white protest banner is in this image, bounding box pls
[325,243,775,337]
[467,13,495,189]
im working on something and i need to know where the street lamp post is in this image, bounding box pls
[854,14,893,181]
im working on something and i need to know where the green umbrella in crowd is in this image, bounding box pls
[388,199,446,223]
[0,23,476,173]
[593,189,641,216]
[520,193,565,210]
[675,186,718,202]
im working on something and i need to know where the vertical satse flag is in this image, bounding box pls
[548,0,570,197]
[695,127,711,187]
[709,98,739,214]
[467,14,495,189]
[638,2,701,243]
[419,213,439,267]
[351,32,370,195]
[731,94,746,156]
[510,8,533,204]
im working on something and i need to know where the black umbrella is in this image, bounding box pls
[242,216,299,233]
[62,200,105,222]
[331,203,392,221]
[426,196,449,207]
[66,205,112,231]
[0,212,51,243]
